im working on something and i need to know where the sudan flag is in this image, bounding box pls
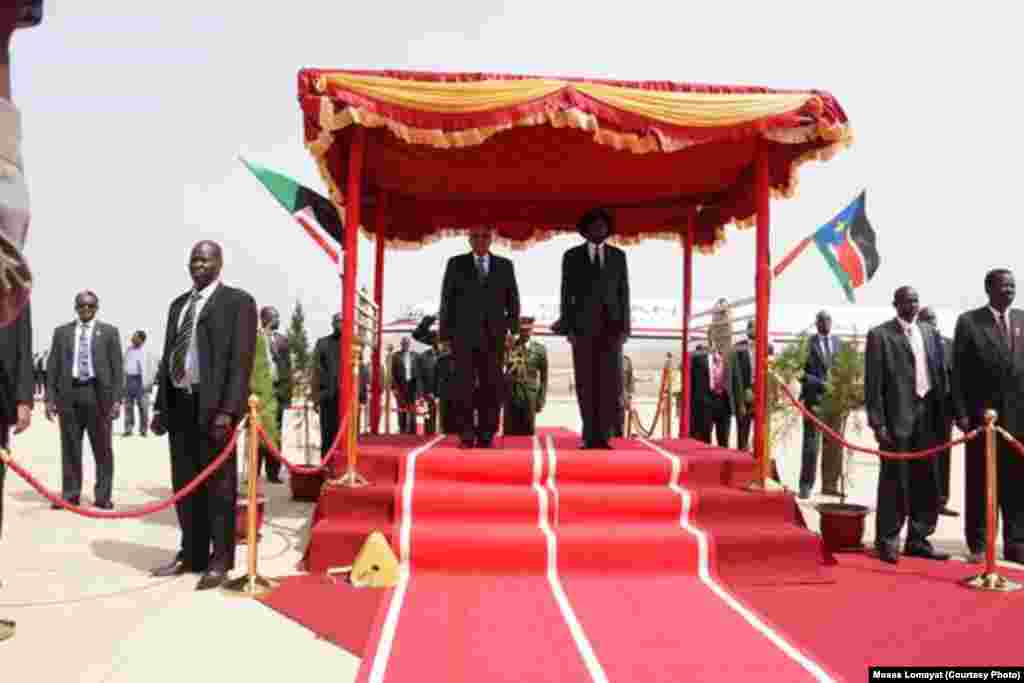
[812,191,879,302]
[241,158,344,262]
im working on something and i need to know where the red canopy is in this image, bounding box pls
[298,69,852,251]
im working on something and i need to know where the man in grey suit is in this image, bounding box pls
[45,291,123,509]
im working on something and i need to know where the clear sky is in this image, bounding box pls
[12,2,1022,352]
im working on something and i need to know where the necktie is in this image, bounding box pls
[77,325,92,380]
[171,291,201,384]
[476,255,487,282]
[907,325,931,398]
[822,336,830,359]
[999,313,1012,352]
[711,354,723,393]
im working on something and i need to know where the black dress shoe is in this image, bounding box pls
[121,431,133,437]
[51,497,79,510]
[196,570,228,591]
[578,441,590,450]
[151,557,190,577]
[94,501,114,510]
[267,476,283,484]
[459,439,475,449]
[797,488,810,500]
[477,439,493,449]
[938,506,960,517]
[820,488,843,497]
[876,547,900,564]
[904,544,950,561]
[595,440,613,450]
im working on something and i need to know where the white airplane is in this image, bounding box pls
[382,296,963,352]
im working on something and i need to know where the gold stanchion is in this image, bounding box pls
[664,361,673,439]
[333,339,369,488]
[223,396,278,598]
[963,410,1021,592]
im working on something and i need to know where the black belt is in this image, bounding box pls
[71,378,96,386]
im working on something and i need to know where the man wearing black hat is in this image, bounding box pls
[555,208,631,449]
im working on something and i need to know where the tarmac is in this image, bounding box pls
[0,397,1013,682]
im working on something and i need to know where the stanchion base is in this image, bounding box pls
[329,469,370,488]
[0,619,15,642]
[745,478,787,494]
[962,572,1023,592]
[221,574,278,598]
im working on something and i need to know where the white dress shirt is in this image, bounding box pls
[989,306,1012,343]
[475,252,491,276]
[588,242,605,268]
[72,319,96,380]
[403,351,412,381]
[172,279,220,388]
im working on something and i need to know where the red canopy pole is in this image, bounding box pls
[337,128,366,475]
[370,193,387,434]
[679,212,694,439]
[752,138,772,487]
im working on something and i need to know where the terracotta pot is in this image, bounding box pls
[816,502,869,552]
[235,495,266,543]
[290,469,326,502]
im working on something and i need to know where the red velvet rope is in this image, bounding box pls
[994,427,1024,459]
[0,419,245,519]
[774,378,981,460]
[255,412,348,475]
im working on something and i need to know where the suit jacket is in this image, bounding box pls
[0,303,33,426]
[312,334,340,404]
[952,306,1024,434]
[690,350,731,425]
[416,348,438,397]
[439,252,520,345]
[267,330,292,404]
[390,350,419,399]
[727,341,776,418]
[800,334,841,405]
[865,319,947,442]
[46,319,124,414]
[153,284,257,431]
[558,242,630,339]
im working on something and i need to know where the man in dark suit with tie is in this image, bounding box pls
[390,337,419,435]
[149,241,257,590]
[258,306,291,483]
[440,228,520,448]
[690,340,732,446]
[865,287,950,564]
[45,291,123,509]
[312,313,342,457]
[556,209,630,450]
[952,268,1024,565]
[917,305,959,517]
[798,311,841,499]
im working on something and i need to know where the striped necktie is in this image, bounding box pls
[171,291,201,384]
[77,325,92,380]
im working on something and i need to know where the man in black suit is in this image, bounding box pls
[390,337,419,435]
[45,291,123,509]
[258,306,291,483]
[150,241,257,590]
[917,306,959,517]
[952,268,1024,565]
[798,311,841,499]
[728,320,776,452]
[312,313,342,457]
[690,340,732,446]
[416,344,438,434]
[556,209,630,449]
[440,228,520,448]
[865,287,949,564]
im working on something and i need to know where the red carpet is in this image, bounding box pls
[735,552,1024,680]
[264,430,1021,681]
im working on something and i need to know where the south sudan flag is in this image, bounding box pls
[812,191,879,302]
[241,158,345,249]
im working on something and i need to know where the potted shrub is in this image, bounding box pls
[236,327,277,543]
[813,334,870,552]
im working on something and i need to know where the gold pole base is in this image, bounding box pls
[330,468,370,488]
[0,619,15,642]
[746,478,787,494]
[962,572,1023,592]
[221,574,278,598]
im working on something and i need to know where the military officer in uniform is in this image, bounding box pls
[503,317,548,436]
